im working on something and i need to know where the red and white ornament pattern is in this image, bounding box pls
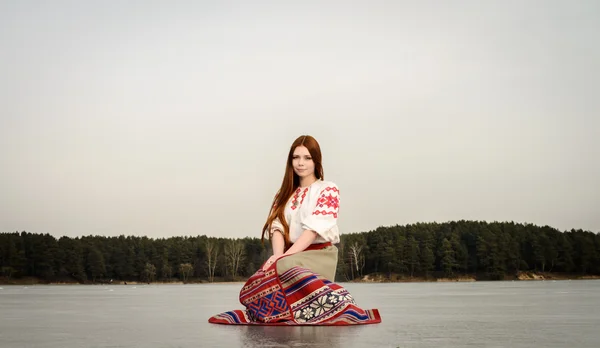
[312,186,340,218]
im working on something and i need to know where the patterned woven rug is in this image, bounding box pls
[208,264,381,326]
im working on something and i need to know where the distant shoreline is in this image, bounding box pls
[2,272,599,285]
[348,271,600,283]
[0,278,248,285]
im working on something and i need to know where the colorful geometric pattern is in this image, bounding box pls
[312,186,340,218]
[239,268,291,322]
[208,255,381,326]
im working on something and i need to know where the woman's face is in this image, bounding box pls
[292,145,315,179]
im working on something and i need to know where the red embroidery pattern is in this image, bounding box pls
[291,187,309,210]
[312,186,340,218]
[300,189,307,205]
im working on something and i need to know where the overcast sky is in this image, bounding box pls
[1,0,599,240]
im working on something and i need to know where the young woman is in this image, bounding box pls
[209,135,381,326]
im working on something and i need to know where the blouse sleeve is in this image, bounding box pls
[270,217,284,237]
[300,183,340,241]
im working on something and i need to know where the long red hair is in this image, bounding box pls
[261,135,324,249]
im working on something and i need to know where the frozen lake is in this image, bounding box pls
[1,280,599,347]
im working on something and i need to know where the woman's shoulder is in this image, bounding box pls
[312,179,339,192]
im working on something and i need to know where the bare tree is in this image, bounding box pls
[205,238,218,283]
[179,263,194,283]
[142,262,156,283]
[349,242,365,279]
[224,239,245,279]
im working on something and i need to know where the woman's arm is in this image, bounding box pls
[262,230,288,271]
[263,229,315,270]
[282,229,317,256]
[271,230,285,256]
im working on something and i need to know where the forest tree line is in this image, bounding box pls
[1,220,599,284]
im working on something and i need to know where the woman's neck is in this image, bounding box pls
[299,175,318,188]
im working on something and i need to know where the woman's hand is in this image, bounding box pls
[262,254,281,271]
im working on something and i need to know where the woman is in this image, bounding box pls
[208,135,381,326]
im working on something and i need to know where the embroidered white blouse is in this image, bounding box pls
[268,179,340,244]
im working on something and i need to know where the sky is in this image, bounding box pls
[1,0,599,240]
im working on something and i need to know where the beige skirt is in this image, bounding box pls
[275,245,338,282]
